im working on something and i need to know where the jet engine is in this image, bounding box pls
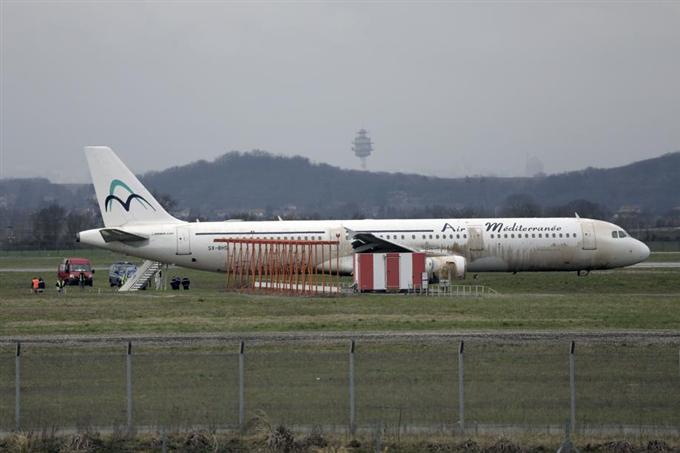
[426,255,466,280]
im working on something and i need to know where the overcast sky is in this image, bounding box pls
[1,1,679,183]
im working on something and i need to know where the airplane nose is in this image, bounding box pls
[630,240,650,264]
[639,242,650,261]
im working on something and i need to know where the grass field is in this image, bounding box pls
[1,249,679,438]
[1,341,679,435]
[1,250,680,335]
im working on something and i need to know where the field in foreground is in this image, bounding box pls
[1,250,679,440]
[2,430,679,453]
[1,338,679,435]
[1,250,680,335]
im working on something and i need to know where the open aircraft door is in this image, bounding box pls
[176,226,192,255]
[580,221,597,250]
[468,226,484,251]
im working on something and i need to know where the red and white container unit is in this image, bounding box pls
[353,252,426,292]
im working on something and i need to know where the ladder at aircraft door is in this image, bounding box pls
[119,260,163,292]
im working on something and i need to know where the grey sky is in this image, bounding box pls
[1,1,679,183]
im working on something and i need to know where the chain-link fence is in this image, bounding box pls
[1,340,679,434]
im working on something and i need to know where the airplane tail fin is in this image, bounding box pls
[84,146,181,227]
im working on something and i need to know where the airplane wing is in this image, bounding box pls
[347,229,418,254]
[99,228,149,243]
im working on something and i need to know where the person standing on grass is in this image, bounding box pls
[31,276,39,294]
[79,272,85,289]
[154,269,162,290]
[56,278,65,295]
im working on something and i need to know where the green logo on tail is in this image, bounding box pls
[105,179,155,212]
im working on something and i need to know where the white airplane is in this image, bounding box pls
[77,146,650,278]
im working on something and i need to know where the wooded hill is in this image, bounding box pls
[2,150,679,219]
[140,150,680,218]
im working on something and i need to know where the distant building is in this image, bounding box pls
[352,129,373,170]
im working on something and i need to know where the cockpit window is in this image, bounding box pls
[611,231,618,238]
[619,230,627,238]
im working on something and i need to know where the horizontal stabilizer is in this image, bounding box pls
[99,228,149,243]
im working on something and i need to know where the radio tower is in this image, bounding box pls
[352,129,373,170]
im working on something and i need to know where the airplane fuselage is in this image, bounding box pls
[78,216,650,275]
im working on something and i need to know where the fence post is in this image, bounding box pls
[349,339,356,435]
[458,340,464,432]
[239,340,245,430]
[569,340,576,433]
[126,341,133,433]
[15,342,21,431]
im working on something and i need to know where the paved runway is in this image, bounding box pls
[630,262,680,268]
[0,266,109,272]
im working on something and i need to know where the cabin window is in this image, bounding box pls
[429,234,433,239]
[456,234,460,239]
[412,234,416,239]
[401,235,404,239]
[504,234,508,239]
[422,235,426,239]
[463,234,467,239]
[532,234,535,238]
[538,234,542,238]
[559,233,563,238]
[490,234,494,239]
[552,233,556,238]
[435,234,440,239]
[511,234,515,238]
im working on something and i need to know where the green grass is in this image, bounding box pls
[0,279,679,335]
[1,250,679,434]
[646,251,680,262]
[1,342,679,432]
[1,250,680,335]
